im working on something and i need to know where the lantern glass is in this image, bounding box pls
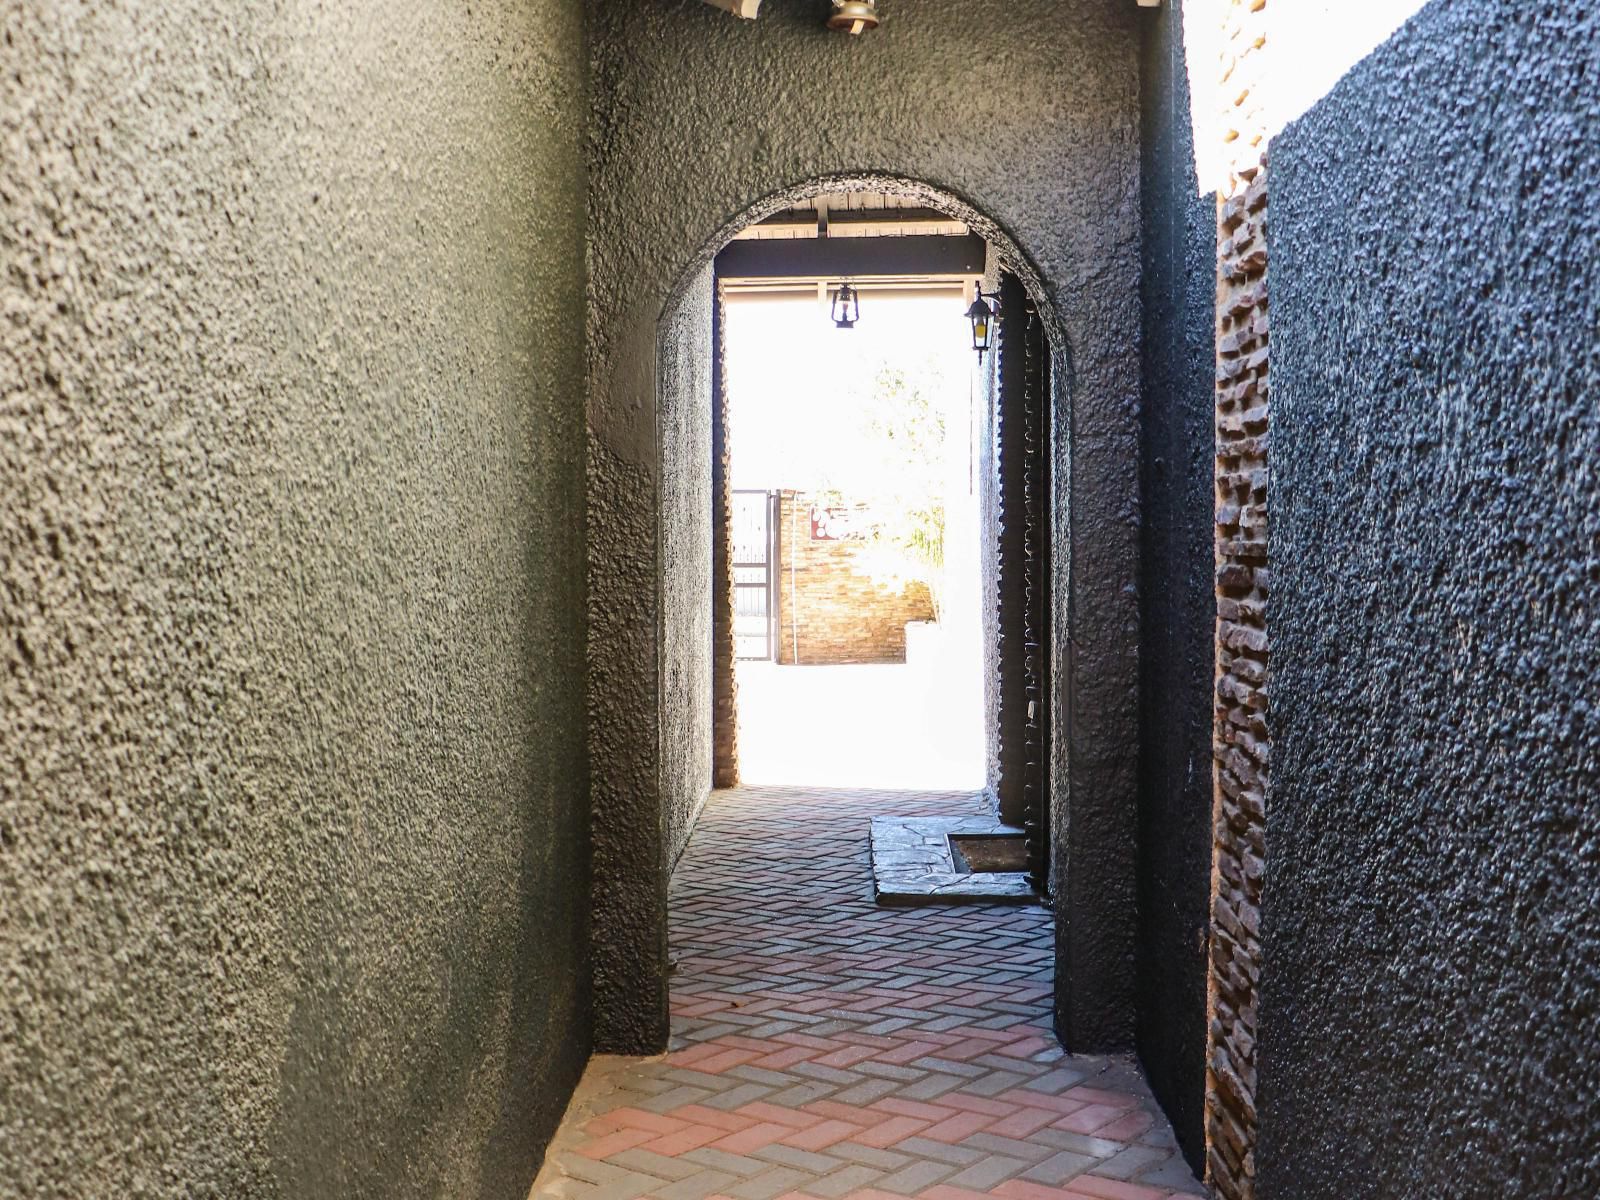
[832,283,859,329]
[965,289,996,359]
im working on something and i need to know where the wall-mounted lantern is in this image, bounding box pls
[965,285,998,362]
[832,283,860,329]
[827,0,880,34]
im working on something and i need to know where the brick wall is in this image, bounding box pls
[1206,1,1270,1196]
[774,491,935,665]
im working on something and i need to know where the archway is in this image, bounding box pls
[588,172,1141,1060]
[694,178,1065,834]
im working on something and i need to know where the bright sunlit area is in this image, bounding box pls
[726,287,985,790]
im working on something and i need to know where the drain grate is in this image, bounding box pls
[948,833,1029,874]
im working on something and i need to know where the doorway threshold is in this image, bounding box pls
[869,814,1038,905]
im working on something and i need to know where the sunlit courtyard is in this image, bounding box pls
[725,284,989,793]
[734,656,985,791]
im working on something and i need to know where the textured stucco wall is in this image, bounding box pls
[994,274,1033,830]
[586,0,1143,1055]
[976,250,1005,801]
[660,267,716,869]
[1,4,590,1197]
[1264,1,1600,1194]
[1135,0,1216,1173]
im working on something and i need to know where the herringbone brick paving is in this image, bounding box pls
[534,787,1206,1200]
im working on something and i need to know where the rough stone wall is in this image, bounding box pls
[1135,0,1219,1173]
[0,3,590,1198]
[1205,2,1271,1195]
[659,267,716,868]
[773,493,936,666]
[1263,1,1600,1194]
[587,0,1143,1055]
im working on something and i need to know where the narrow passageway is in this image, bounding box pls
[536,788,1203,1199]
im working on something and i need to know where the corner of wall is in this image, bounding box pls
[1203,2,1271,1196]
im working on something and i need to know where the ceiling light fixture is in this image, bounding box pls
[827,0,880,34]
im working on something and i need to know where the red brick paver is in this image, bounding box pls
[533,787,1205,1199]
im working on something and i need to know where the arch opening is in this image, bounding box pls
[640,174,1071,1023]
[663,174,1063,811]
[662,174,1072,378]
[588,168,1141,1068]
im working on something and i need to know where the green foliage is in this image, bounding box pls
[830,361,950,622]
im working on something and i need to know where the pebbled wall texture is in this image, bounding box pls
[0,3,590,1198]
[1264,0,1600,1195]
[976,249,1005,803]
[993,273,1033,831]
[586,0,1143,1055]
[1135,0,1218,1174]
[659,267,716,867]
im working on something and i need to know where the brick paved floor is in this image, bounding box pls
[533,787,1206,1200]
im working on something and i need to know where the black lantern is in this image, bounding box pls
[965,285,998,362]
[832,283,860,329]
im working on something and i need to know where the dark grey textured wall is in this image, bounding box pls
[1265,1,1600,1194]
[660,267,716,867]
[0,4,590,1197]
[1133,0,1217,1174]
[977,249,1005,801]
[995,273,1035,829]
[587,0,1143,1054]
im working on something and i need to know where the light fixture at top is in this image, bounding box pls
[827,0,880,34]
[831,283,861,329]
[965,285,999,362]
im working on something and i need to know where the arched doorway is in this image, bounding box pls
[713,215,991,794]
[588,171,1140,1061]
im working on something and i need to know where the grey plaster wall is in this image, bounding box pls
[1264,1,1600,1193]
[1133,0,1217,1172]
[586,0,1144,1055]
[1,4,590,1197]
[660,267,716,868]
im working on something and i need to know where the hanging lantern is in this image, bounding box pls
[826,0,880,34]
[965,286,998,361]
[832,283,860,329]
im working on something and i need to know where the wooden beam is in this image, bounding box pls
[715,234,987,280]
[733,206,967,242]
